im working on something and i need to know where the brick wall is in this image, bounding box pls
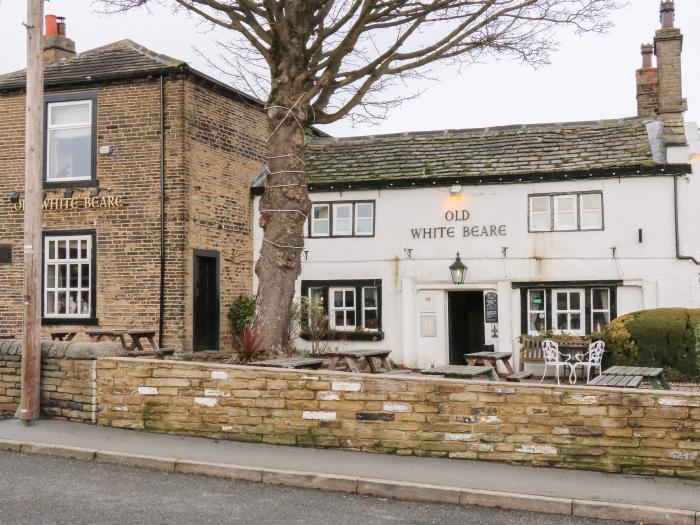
[96,358,700,479]
[0,339,123,422]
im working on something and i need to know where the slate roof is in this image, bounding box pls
[295,118,679,188]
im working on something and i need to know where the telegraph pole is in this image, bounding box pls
[20,0,44,422]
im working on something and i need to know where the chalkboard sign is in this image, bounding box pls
[484,292,498,323]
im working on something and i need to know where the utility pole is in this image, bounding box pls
[20,0,44,422]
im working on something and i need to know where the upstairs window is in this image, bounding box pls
[308,201,375,238]
[46,96,96,183]
[528,192,603,232]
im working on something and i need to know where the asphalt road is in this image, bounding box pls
[0,451,628,525]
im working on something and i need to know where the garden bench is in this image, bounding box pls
[588,374,643,389]
[420,365,498,381]
[254,357,324,370]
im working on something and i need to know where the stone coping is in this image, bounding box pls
[0,339,125,360]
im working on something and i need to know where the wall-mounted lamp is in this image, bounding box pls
[303,250,309,261]
[9,192,20,204]
[63,188,74,199]
[449,252,467,285]
[449,184,463,197]
[89,188,101,198]
[611,247,617,259]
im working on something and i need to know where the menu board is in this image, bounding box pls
[484,292,498,323]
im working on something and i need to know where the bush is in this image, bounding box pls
[228,295,256,339]
[602,308,700,382]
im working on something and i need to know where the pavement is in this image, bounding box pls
[0,451,624,525]
[1,419,699,525]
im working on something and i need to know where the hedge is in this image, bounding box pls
[602,308,700,382]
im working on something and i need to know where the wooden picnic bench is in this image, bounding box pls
[420,365,499,381]
[254,357,325,370]
[50,331,79,341]
[86,329,174,359]
[465,351,515,375]
[599,366,670,390]
[588,374,643,389]
[325,349,392,374]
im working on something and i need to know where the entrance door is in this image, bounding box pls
[193,250,220,351]
[448,291,485,365]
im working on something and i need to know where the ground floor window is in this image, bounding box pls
[517,282,618,336]
[301,279,383,336]
[43,232,96,320]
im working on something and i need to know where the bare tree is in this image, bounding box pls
[100,0,621,351]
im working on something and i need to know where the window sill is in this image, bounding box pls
[301,330,384,342]
[42,317,99,326]
[43,180,98,190]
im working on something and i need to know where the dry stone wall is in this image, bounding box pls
[96,358,700,479]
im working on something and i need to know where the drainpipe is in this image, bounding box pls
[158,75,166,346]
[673,174,700,265]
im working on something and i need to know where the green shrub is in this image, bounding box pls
[228,295,256,338]
[602,308,700,382]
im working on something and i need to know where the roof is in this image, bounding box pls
[253,118,690,192]
[0,39,262,107]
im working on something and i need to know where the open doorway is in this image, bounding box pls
[448,291,485,365]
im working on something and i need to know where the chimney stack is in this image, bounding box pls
[43,15,76,63]
[636,44,658,118]
[654,0,687,145]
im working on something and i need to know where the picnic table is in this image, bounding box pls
[325,349,392,374]
[50,332,78,341]
[254,357,324,370]
[588,374,643,389]
[597,366,670,390]
[420,365,499,381]
[464,352,515,376]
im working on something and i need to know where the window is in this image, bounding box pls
[46,99,94,182]
[308,287,325,306]
[355,203,375,236]
[580,193,603,230]
[44,234,93,319]
[527,289,547,335]
[591,288,611,332]
[333,203,353,236]
[311,204,330,237]
[330,288,356,330]
[308,201,375,237]
[528,192,603,232]
[362,287,379,331]
[553,289,585,335]
[529,196,551,231]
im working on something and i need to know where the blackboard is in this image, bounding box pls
[484,292,498,323]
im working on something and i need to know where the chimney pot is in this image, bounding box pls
[56,16,66,37]
[45,14,58,36]
[43,15,76,63]
[660,0,675,29]
[641,43,654,68]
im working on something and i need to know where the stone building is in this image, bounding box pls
[252,0,700,369]
[0,16,269,352]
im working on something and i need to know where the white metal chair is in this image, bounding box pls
[572,341,605,384]
[540,339,572,385]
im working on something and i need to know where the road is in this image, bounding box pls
[0,451,627,525]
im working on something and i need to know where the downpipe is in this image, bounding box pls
[673,174,700,265]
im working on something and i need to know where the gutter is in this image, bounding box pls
[158,76,166,346]
[673,174,700,265]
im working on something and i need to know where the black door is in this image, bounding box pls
[448,291,485,365]
[193,250,220,351]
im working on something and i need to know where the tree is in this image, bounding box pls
[101,0,621,351]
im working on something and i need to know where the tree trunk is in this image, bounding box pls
[252,107,310,352]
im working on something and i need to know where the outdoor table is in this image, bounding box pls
[601,366,670,390]
[464,351,514,376]
[588,374,643,389]
[85,329,173,359]
[124,330,160,352]
[85,329,129,347]
[50,332,79,341]
[254,357,324,370]
[324,349,392,374]
[420,365,499,381]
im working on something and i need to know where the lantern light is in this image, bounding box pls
[449,252,467,285]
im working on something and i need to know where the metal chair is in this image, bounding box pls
[572,341,605,384]
[540,339,572,385]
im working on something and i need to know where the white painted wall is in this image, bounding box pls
[252,124,700,369]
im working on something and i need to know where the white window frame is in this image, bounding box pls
[46,100,93,182]
[579,193,603,231]
[528,196,551,232]
[329,287,356,331]
[552,288,585,335]
[527,289,547,335]
[590,288,611,332]
[310,203,330,237]
[332,203,353,236]
[44,234,93,319]
[553,194,578,231]
[308,287,325,306]
[362,286,379,332]
[354,202,375,236]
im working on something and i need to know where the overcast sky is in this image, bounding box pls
[0,0,697,137]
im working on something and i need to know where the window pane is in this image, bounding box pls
[593,312,610,332]
[47,291,56,314]
[69,264,79,288]
[80,240,88,259]
[556,292,567,310]
[364,310,379,330]
[529,313,546,334]
[356,217,373,235]
[313,219,329,235]
[80,291,90,316]
[333,205,352,235]
[345,290,354,308]
[57,241,66,259]
[58,264,67,287]
[68,292,79,315]
[309,287,324,305]
[48,241,55,259]
[47,265,56,289]
[580,193,601,212]
[57,292,67,314]
[356,203,373,218]
[570,292,580,310]
[557,313,568,330]
[48,127,92,180]
[346,310,355,326]
[570,314,581,330]
[529,290,545,311]
[50,102,90,125]
[336,205,351,219]
[531,213,550,231]
[364,288,377,308]
[335,311,345,326]
[81,264,90,288]
[334,291,343,308]
[592,289,609,311]
[556,195,576,212]
[530,196,550,213]
[313,205,329,220]
[69,240,79,259]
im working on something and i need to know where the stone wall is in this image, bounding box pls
[0,340,123,422]
[96,358,700,479]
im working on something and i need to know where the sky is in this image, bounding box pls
[0,0,697,137]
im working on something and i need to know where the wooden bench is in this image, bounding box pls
[588,374,643,389]
[506,371,533,383]
[420,365,498,381]
[254,357,325,370]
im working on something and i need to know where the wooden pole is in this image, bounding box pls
[20,0,44,422]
